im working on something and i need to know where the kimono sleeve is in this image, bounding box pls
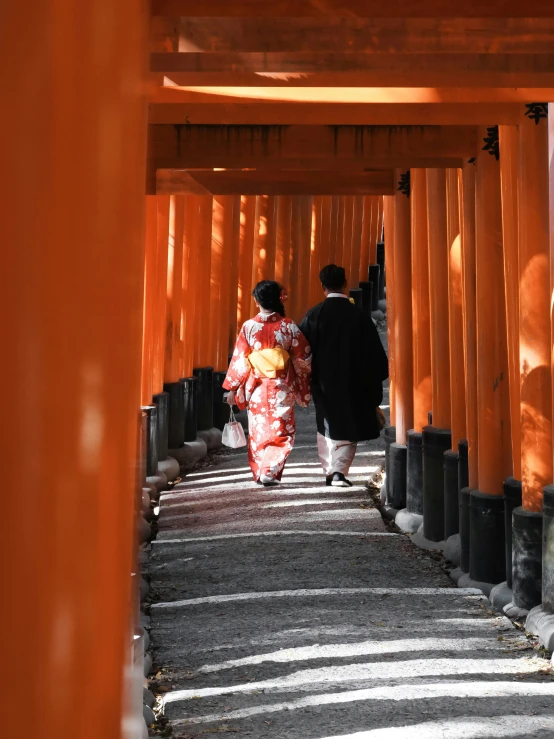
[288,322,312,408]
[223,327,252,409]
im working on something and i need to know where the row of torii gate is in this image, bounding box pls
[5,2,554,738]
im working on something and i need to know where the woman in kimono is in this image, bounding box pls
[224,280,312,486]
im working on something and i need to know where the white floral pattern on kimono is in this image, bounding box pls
[223,312,312,481]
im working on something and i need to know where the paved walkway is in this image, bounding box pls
[150,400,554,739]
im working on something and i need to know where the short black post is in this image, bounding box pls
[141,405,159,478]
[163,381,185,450]
[389,442,407,510]
[349,288,363,309]
[358,281,373,316]
[512,506,543,610]
[422,426,452,542]
[543,486,554,613]
[368,264,380,311]
[384,426,396,501]
[152,392,169,461]
[444,450,460,539]
[180,376,198,442]
[213,371,228,431]
[193,366,214,431]
[460,487,471,573]
[469,491,506,585]
[406,430,423,515]
[376,241,385,300]
[504,477,522,589]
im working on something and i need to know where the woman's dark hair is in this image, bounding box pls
[252,280,285,317]
[320,264,346,291]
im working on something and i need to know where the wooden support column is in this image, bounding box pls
[237,196,256,328]
[369,197,380,265]
[210,196,236,372]
[349,195,364,289]
[153,196,170,393]
[469,127,512,584]
[165,195,185,383]
[499,125,522,482]
[275,195,292,289]
[334,197,346,266]
[288,198,301,322]
[1,1,148,735]
[297,195,314,321]
[411,171,432,433]
[518,110,552,513]
[227,195,242,353]
[193,196,213,367]
[142,197,158,404]
[182,196,200,376]
[426,169,451,429]
[328,195,340,264]
[383,196,396,427]
[446,169,467,448]
[309,197,323,308]
[342,196,355,282]
[319,196,332,284]
[424,168,452,542]
[360,196,374,282]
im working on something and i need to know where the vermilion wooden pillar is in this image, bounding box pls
[193,196,213,367]
[182,196,200,377]
[383,196,396,426]
[288,198,301,322]
[164,195,185,383]
[227,196,242,353]
[309,196,323,307]
[470,128,512,584]
[152,196,170,394]
[319,196,332,283]
[237,196,256,328]
[350,196,364,288]
[1,2,148,737]
[499,126,522,482]
[410,171,432,433]
[460,163,479,490]
[297,195,313,321]
[142,197,158,404]
[275,195,292,291]
[424,169,451,542]
[518,112,552,513]
[210,196,236,372]
[360,196,373,282]
[369,197,380,265]
[334,196,346,266]
[393,171,414,445]
[328,195,340,264]
[342,196,355,281]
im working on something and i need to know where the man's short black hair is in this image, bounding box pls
[319,264,346,292]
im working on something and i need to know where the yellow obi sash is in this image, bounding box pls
[248,347,290,378]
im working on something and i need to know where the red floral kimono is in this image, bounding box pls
[223,312,312,482]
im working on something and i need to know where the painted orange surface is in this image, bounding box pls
[460,164,479,489]
[153,196,170,393]
[426,169,451,430]
[518,112,553,511]
[410,170,432,434]
[165,195,186,383]
[193,196,213,367]
[142,197,159,403]
[499,126,522,481]
[383,195,397,427]
[446,168,467,448]
[393,172,414,444]
[474,130,512,495]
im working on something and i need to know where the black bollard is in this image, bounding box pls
[460,487,472,573]
[503,478,522,589]
[163,381,185,449]
[444,450,460,539]
[406,430,423,515]
[358,281,373,316]
[180,376,198,442]
[141,405,159,477]
[542,486,554,613]
[152,392,169,461]
[368,264,380,311]
[213,371,229,431]
[389,442,407,510]
[458,439,469,493]
[384,426,396,502]
[469,491,506,585]
[376,242,385,300]
[422,426,452,542]
[512,506,543,610]
[193,366,214,431]
[349,288,363,308]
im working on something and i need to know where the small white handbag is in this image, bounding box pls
[222,408,247,448]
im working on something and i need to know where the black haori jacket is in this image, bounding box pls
[299,297,389,442]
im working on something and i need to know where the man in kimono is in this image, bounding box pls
[299,264,388,487]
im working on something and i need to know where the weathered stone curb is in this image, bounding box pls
[395,508,423,534]
[526,605,554,654]
[169,438,208,472]
[197,426,223,450]
[444,533,461,567]
[490,581,514,612]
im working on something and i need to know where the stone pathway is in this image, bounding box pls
[149,401,554,739]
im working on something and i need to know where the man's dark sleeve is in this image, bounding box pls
[298,310,313,345]
[368,318,389,382]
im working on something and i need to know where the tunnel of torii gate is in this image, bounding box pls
[5,1,554,737]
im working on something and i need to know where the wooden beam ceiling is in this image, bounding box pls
[148,124,477,171]
[150,1,554,18]
[156,169,396,195]
[148,102,525,126]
